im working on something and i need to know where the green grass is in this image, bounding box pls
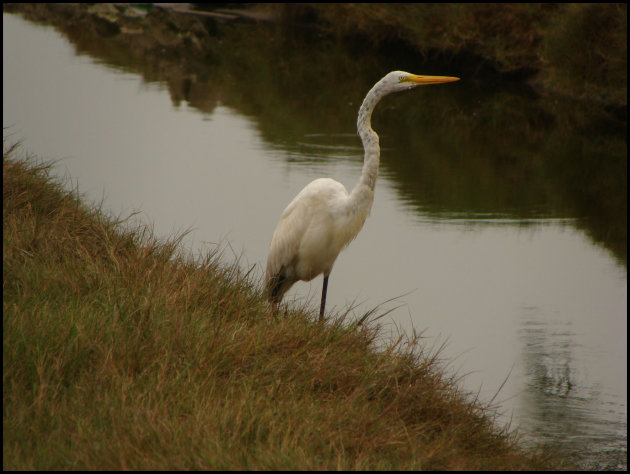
[3,146,561,470]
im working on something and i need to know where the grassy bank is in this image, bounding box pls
[4,3,626,109]
[272,3,626,108]
[3,148,561,469]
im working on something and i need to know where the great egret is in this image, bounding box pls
[265,70,459,320]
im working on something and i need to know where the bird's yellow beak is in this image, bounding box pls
[405,74,460,85]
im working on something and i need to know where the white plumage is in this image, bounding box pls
[266,70,459,320]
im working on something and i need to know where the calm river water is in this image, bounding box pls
[3,11,626,469]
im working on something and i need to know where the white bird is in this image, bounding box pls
[266,70,459,320]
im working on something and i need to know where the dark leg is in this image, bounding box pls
[319,275,329,321]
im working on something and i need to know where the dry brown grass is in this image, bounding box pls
[4,147,562,469]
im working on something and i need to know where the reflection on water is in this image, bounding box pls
[3,10,626,469]
[519,310,627,469]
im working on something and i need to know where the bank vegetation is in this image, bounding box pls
[3,148,564,469]
[4,3,627,110]
[271,3,626,109]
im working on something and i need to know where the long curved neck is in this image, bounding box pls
[350,80,388,208]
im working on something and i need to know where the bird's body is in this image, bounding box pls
[266,177,371,301]
[266,71,459,319]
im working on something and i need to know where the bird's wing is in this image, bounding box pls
[266,178,347,285]
[266,190,312,284]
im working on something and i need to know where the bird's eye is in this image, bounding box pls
[398,76,406,83]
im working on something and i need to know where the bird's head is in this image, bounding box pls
[380,70,460,93]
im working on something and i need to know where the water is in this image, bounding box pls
[3,11,626,469]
